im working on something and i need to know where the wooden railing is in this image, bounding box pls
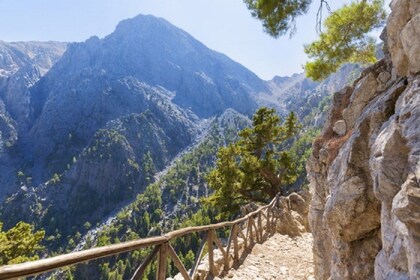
[0,195,280,280]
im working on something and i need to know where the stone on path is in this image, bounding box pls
[220,233,314,280]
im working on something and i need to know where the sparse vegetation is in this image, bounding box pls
[0,221,45,265]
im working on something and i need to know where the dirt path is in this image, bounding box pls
[219,233,314,280]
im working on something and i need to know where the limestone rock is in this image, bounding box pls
[309,74,419,279]
[400,14,420,74]
[377,71,391,84]
[332,120,346,136]
[276,192,311,236]
[387,0,420,76]
[308,1,420,278]
[342,72,378,130]
[240,202,260,216]
[371,78,420,280]
[289,192,308,216]
[0,41,67,200]
[318,149,329,163]
[370,120,410,203]
[387,0,411,76]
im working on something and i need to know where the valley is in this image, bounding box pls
[0,14,356,279]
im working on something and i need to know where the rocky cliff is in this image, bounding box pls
[24,14,271,186]
[308,0,420,279]
[0,41,67,198]
[0,41,67,128]
[0,13,356,237]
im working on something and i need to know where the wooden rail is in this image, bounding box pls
[0,195,280,280]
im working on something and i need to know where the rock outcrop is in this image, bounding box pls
[275,191,311,236]
[0,41,67,199]
[308,0,420,279]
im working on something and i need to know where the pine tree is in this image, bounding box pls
[206,108,300,216]
[0,221,45,265]
[244,0,387,80]
[304,0,386,80]
[244,0,311,37]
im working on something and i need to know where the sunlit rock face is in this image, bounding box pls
[0,15,267,235]
[0,41,67,199]
[308,0,420,279]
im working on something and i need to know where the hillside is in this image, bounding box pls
[0,14,358,279]
[0,41,67,198]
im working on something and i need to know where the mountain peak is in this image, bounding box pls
[52,13,265,118]
[116,14,172,29]
[110,14,192,44]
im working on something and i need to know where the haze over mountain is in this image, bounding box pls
[0,14,354,239]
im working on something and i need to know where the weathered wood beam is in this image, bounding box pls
[189,231,207,279]
[237,226,248,248]
[167,244,191,280]
[232,225,239,262]
[253,217,259,242]
[156,243,168,280]
[131,245,160,280]
[226,225,235,258]
[212,230,228,270]
[258,211,263,242]
[207,230,216,276]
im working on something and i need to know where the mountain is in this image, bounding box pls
[0,41,67,198]
[0,14,270,233]
[263,63,362,122]
[0,41,67,126]
[27,15,271,185]
[0,14,357,251]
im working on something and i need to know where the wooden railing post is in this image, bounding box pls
[271,207,276,233]
[207,230,216,276]
[232,224,239,263]
[131,245,160,280]
[226,225,234,258]
[252,215,259,242]
[156,243,168,280]
[247,217,253,244]
[226,224,237,268]
[238,224,247,249]
[249,216,258,244]
[261,208,268,238]
[167,244,191,280]
[258,211,263,242]
[189,232,207,279]
[212,230,228,270]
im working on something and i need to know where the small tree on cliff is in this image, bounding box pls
[0,221,45,265]
[206,107,299,216]
[244,0,387,80]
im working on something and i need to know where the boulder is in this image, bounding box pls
[332,120,347,136]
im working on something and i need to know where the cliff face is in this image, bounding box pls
[0,41,67,199]
[307,0,420,279]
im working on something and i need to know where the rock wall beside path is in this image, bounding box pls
[307,0,420,279]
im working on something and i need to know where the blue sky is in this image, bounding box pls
[0,0,385,80]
